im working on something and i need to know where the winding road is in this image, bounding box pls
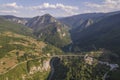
[0,56,47,75]
[99,61,119,80]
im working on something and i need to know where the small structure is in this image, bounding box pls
[84,54,94,65]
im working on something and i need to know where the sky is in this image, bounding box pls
[0,0,120,17]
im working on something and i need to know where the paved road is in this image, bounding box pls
[52,55,84,57]
[0,56,46,75]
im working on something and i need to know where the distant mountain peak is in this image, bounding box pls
[39,13,57,23]
[42,13,52,17]
[25,13,71,48]
[26,14,58,29]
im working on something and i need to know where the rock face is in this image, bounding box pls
[29,59,50,74]
[26,14,58,30]
[84,54,94,65]
[7,18,27,25]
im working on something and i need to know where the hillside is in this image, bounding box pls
[59,11,120,43]
[72,13,120,54]
[0,17,33,36]
[0,17,63,80]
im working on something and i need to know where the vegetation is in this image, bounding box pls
[0,11,120,80]
[51,57,110,80]
[0,18,64,80]
[72,13,120,56]
[0,17,33,36]
[0,63,28,80]
[34,23,71,48]
[42,44,63,55]
[0,58,50,80]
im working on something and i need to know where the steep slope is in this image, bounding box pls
[26,14,57,30]
[59,13,106,44]
[73,13,120,53]
[71,19,94,41]
[26,14,71,48]
[60,11,120,43]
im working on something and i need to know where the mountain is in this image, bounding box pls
[26,14,71,48]
[1,12,120,80]
[59,13,106,43]
[26,14,58,30]
[70,19,94,41]
[1,15,30,25]
[59,13,105,29]
[0,17,63,80]
[59,11,120,41]
[72,12,120,53]
[59,11,120,29]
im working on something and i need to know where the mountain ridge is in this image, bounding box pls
[26,14,71,48]
[72,12,120,54]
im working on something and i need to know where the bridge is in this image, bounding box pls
[51,54,84,57]
[0,54,84,76]
[49,54,85,58]
[48,54,85,80]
